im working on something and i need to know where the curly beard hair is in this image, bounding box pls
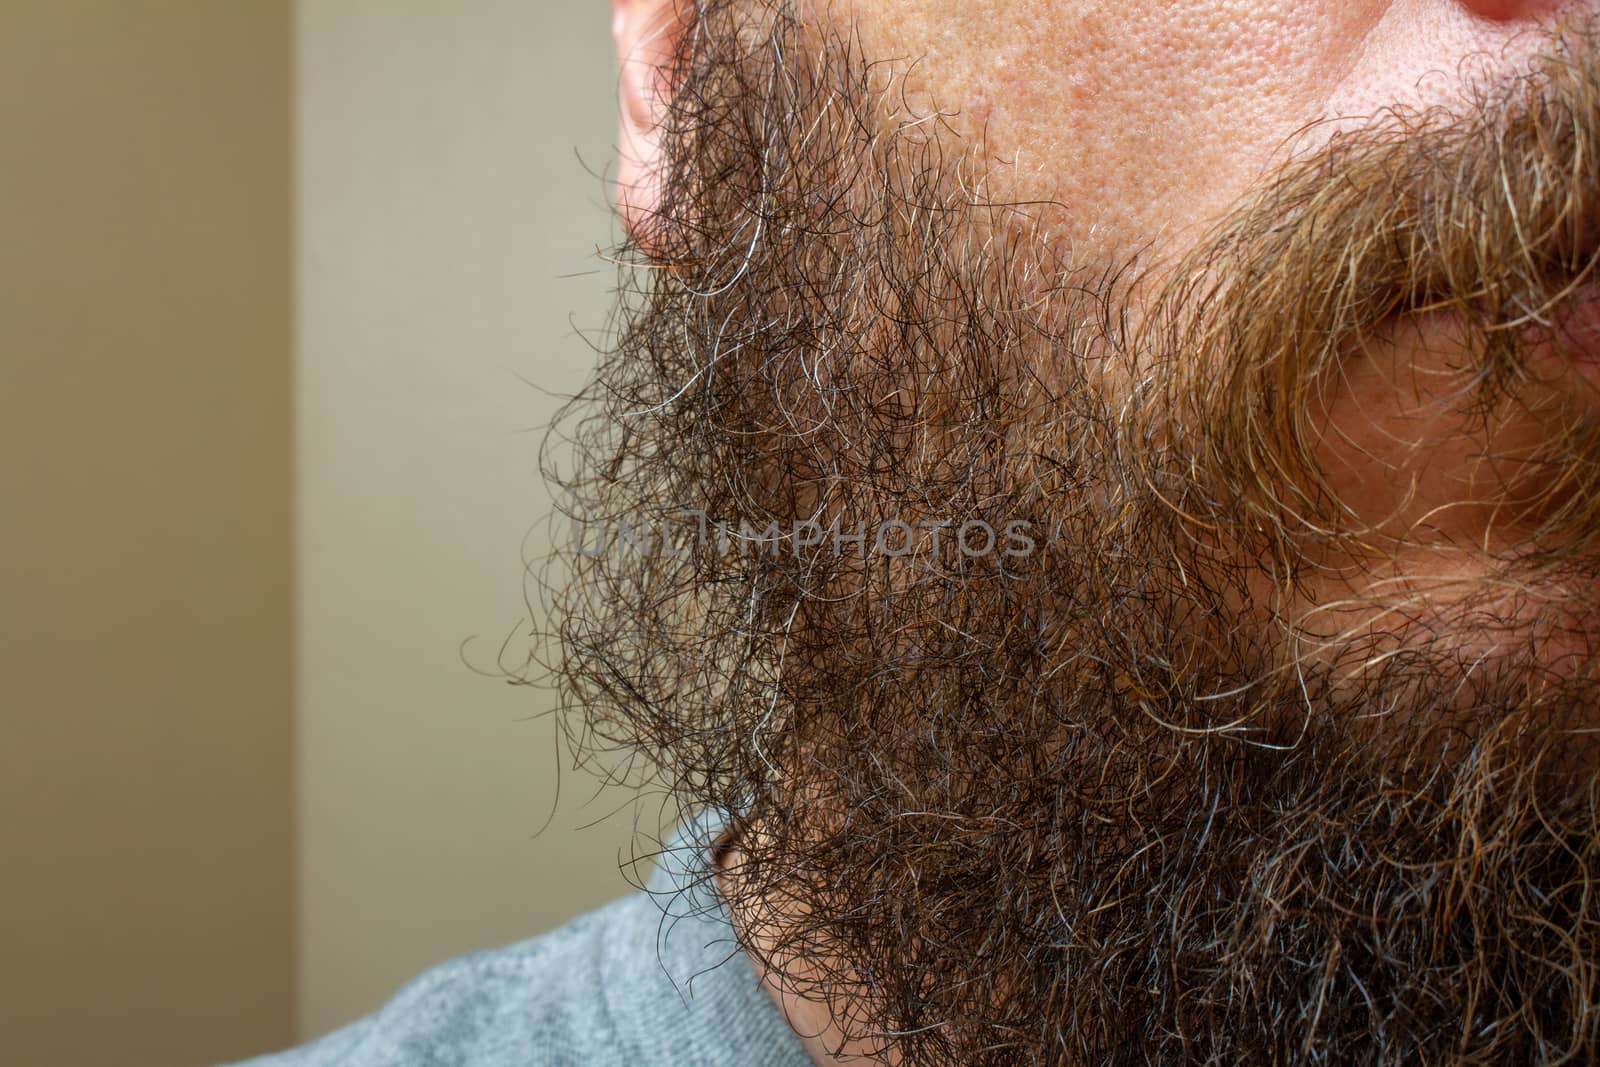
[533,3,1600,1062]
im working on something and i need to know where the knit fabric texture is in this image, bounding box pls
[228,812,812,1066]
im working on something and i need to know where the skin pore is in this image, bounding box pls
[573,0,1600,1062]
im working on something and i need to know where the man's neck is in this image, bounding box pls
[712,832,888,1066]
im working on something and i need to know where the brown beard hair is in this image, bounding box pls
[528,3,1600,1062]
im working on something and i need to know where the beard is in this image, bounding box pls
[539,3,1600,1062]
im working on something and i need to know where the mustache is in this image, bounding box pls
[1141,22,1600,566]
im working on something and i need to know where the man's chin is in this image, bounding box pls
[710,690,1600,1063]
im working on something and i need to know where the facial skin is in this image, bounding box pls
[558,0,1600,1062]
[620,1,1569,256]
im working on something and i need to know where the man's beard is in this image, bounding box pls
[540,3,1600,1062]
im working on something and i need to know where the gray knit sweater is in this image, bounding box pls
[230,814,812,1066]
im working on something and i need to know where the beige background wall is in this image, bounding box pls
[295,0,638,1043]
[0,3,294,1065]
[3,2,636,1062]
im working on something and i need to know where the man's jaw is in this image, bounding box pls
[552,8,1600,1061]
